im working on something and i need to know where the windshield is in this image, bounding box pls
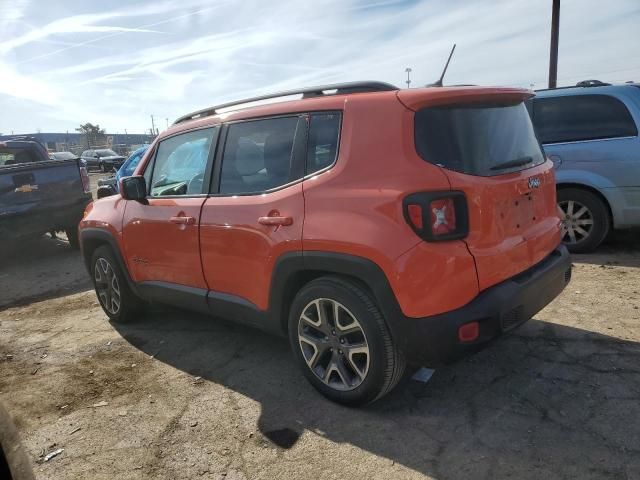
[95,149,118,157]
[415,101,545,176]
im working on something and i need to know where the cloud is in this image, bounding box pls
[1,0,639,134]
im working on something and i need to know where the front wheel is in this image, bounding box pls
[288,276,405,406]
[557,188,610,253]
[91,246,143,323]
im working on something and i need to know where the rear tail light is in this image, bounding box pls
[403,191,469,241]
[80,165,91,194]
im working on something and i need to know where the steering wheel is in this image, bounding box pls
[186,172,204,195]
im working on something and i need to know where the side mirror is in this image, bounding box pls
[120,176,147,201]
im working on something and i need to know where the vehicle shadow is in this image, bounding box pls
[0,235,91,311]
[572,228,640,268]
[114,311,640,479]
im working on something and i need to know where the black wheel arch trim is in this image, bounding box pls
[79,227,140,296]
[78,230,404,342]
[267,251,403,336]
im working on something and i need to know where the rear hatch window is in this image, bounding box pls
[415,101,545,176]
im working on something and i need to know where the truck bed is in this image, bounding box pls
[0,159,92,240]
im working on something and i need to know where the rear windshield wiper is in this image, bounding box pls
[490,156,533,171]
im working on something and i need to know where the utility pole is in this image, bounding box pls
[548,0,560,88]
[405,67,412,88]
[166,118,169,129]
[150,115,157,136]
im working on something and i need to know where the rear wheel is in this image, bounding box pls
[91,246,142,322]
[557,188,610,253]
[288,276,405,406]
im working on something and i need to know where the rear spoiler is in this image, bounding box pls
[396,87,534,111]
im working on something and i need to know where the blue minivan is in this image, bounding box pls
[530,81,640,252]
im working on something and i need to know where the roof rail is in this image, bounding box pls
[173,81,399,125]
[575,79,611,87]
[536,79,612,92]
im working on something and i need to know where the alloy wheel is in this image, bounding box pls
[94,257,121,315]
[558,200,594,245]
[297,298,370,391]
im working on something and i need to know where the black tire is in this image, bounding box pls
[91,245,143,323]
[288,276,405,406]
[65,227,79,249]
[557,188,610,253]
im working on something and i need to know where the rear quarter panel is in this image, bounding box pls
[302,94,479,318]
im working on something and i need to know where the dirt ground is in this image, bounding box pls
[1,192,639,479]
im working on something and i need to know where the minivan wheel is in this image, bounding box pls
[91,246,142,323]
[288,276,405,406]
[557,188,610,253]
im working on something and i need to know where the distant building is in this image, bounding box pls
[0,132,156,154]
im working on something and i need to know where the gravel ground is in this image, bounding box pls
[0,219,638,479]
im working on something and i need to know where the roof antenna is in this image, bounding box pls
[428,44,456,87]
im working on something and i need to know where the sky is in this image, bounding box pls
[1,0,639,134]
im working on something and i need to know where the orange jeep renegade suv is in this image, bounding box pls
[79,81,571,405]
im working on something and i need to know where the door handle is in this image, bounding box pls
[258,215,293,226]
[170,216,195,225]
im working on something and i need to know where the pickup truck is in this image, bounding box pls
[0,137,92,247]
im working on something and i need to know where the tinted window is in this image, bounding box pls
[415,101,545,176]
[533,94,638,144]
[0,148,38,166]
[149,128,217,197]
[220,116,299,194]
[306,113,341,175]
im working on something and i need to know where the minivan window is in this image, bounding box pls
[415,101,545,176]
[306,112,341,175]
[532,94,638,144]
[148,127,217,197]
[219,116,299,194]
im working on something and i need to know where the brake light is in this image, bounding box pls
[80,165,91,194]
[403,191,468,241]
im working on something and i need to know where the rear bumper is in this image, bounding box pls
[391,245,571,366]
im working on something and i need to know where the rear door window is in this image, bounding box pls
[415,101,545,176]
[532,94,638,144]
[306,112,341,175]
[219,116,300,194]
